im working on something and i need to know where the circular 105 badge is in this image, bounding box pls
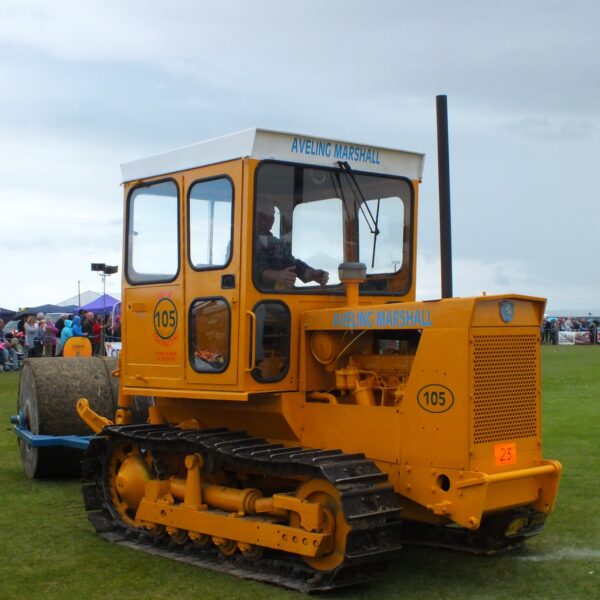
[153,298,178,340]
[417,384,455,413]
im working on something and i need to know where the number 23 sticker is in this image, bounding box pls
[494,442,517,466]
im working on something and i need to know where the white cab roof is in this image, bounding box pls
[121,128,425,183]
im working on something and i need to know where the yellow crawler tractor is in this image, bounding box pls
[17,98,561,591]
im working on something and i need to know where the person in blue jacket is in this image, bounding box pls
[56,319,73,356]
[72,315,86,337]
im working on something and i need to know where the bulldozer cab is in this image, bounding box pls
[119,129,424,396]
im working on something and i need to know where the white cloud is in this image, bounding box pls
[3,2,600,116]
[417,253,598,313]
[505,117,597,141]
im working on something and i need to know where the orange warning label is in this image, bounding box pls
[494,442,517,466]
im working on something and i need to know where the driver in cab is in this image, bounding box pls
[254,200,329,289]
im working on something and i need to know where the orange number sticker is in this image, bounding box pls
[494,442,517,466]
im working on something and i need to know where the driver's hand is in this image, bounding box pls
[312,269,329,285]
[278,266,297,288]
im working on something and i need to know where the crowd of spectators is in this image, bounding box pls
[0,319,20,371]
[542,316,599,344]
[0,310,121,371]
[3,307,597,371]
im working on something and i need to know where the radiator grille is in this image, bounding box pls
[472,334,538,444]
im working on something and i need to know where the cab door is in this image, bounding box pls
[184,161,242,388]
[122,177,186,388]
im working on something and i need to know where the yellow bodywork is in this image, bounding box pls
[108,154,560,551]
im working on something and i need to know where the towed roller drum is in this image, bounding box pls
[17,357,118,479]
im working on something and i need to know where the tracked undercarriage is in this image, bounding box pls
[82,424,404,592]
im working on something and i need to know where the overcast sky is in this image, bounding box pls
[1,1,598,313]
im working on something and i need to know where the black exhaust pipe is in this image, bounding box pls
[436,95,453,299]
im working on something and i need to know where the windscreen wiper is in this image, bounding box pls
[337,161,380,268]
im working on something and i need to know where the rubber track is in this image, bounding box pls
[81,424,403,592]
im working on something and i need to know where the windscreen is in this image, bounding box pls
[253,162,413,294]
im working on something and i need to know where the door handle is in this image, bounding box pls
[245,310,256,372]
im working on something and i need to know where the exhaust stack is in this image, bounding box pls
[436,95,453,298]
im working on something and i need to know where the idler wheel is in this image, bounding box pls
[289,478,349,571]
[107,442,154,526]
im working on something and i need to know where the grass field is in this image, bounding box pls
[1,346,599,599]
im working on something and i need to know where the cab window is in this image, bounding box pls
[252,301,290,382]
[189,177,233,269]
[189,298,230,373]
[127,180,179,284]
[358,196,406,274]
[292,197,343,286]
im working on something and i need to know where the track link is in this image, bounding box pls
[399,507,547,555]
[81,424,403,592]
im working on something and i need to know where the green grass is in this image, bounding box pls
[1,347,599,599]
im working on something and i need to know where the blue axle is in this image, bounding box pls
[10,411,92,450]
